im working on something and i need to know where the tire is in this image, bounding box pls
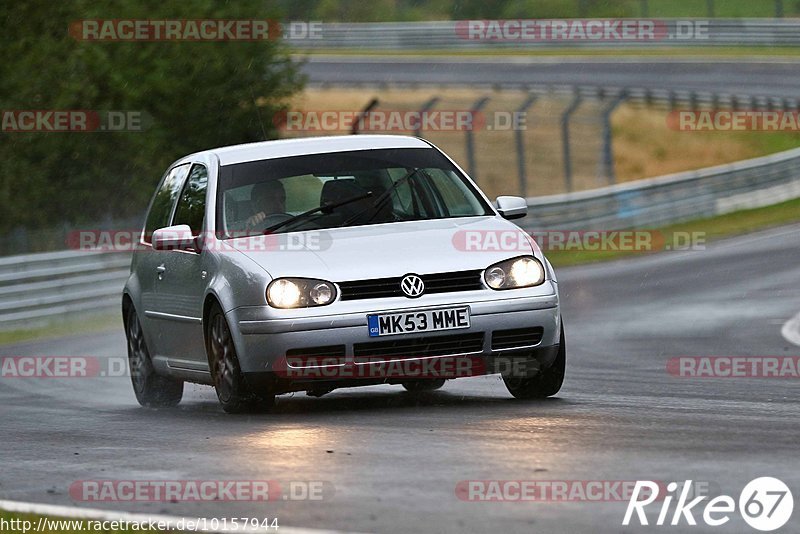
[125,305,183,408]
[402,379,446,392]
[503,322,566,399]
[206,303,274,413]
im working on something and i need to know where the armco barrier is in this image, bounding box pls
[0,250,130,328]
[288,19,800,50]
[519,146,800,231]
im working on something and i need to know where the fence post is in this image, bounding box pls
[350,98,379,135]
[601,91,627,186]
[514,93,538,198]
[466,96,490,180]
[414,96,439,139]
[561,91,582,193]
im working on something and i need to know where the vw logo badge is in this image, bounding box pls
[400,274,425,298]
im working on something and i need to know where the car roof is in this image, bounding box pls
[183,135,432,167]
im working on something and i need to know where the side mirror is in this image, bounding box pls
[495,196,528,220]
[152,225,196,251]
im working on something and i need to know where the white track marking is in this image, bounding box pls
[781,311,800,347]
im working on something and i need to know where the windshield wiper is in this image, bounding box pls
[262,191,373,234]
[341,167,421,227]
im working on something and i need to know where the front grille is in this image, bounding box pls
[338,270,484,301]
[285,345,346,366]
[353,332,484,362]
[491,327,544,351]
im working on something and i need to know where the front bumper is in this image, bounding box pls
[226,283,560,387]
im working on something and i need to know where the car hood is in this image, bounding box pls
[228,216,541,281]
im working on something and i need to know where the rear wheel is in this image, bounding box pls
[207,303,274,413]
[125,305,183,407]
[503,322,566,399]
[402,379,446,392]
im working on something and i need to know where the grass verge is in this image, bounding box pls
[545,196,800,267]
[0,311,120,347]
[295,87,800,198]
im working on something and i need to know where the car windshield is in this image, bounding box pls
[216,147,493,237]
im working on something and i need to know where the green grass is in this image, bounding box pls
[0,311,120,346]
[636,0,787,18]
[546,196,800,267]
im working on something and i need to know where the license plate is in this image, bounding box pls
[367,307,470,337]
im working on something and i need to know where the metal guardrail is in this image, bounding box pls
[2,145,800,328]
[0,250,130,328]
[519,146,800,231]
[289,19,800,49]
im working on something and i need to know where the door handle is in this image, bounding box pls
[156,264,166,280]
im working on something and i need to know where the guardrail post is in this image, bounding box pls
[351,98,379,135]
[601,91,627,186]
[466,96,490,181]
[413,97,439,139]
[514,93,538,198]
[776,0,784,18]
[561,91,582,193]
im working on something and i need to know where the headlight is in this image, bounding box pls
[484,256,545,290]
[266,278,337,308]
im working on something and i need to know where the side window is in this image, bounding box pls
[173,164,208,235]
[144,164,190,240]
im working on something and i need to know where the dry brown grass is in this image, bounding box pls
[284,88,800,198]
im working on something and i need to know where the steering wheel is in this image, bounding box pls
[249,212,293,233]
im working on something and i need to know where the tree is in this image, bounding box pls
[0,0,303,236]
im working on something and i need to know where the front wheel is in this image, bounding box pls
[125,305,183,407]
[206,303,274,413]
[503,322,566,399]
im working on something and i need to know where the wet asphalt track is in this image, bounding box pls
[1,223,799,533]
[301,56,800,98]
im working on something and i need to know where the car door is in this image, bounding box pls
[137,163,191,363]
[153,163,211,373]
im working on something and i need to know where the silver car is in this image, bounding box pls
[123,135,565,413]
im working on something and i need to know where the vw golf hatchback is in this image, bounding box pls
[123,135,565,413]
